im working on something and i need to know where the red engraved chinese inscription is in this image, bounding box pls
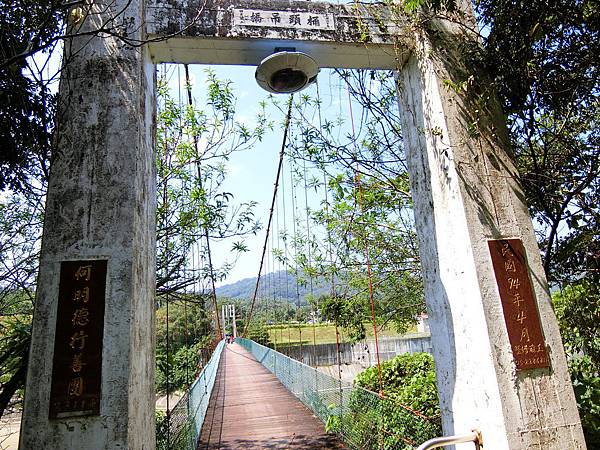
[488,239,549,371]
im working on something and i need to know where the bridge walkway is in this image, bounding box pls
[197,342,345,449]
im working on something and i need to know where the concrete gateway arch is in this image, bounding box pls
[20,0,586,449]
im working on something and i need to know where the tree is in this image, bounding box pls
[155,69,270,296]
[276,71,425,341]
[155,296,212,393]
[475,0,600,285]
[0,0,59,191]
[341,352,442,449]
[553,281,600,446]
[336,3,598,446]
[0,314,31,418]
[154,68,273,393]
[0,164,45,418]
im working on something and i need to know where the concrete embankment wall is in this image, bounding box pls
[276,333,432,369]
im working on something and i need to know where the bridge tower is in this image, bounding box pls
[20,0,586,449]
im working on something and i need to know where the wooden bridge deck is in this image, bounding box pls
[197,342,345,450]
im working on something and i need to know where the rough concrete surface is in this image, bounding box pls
[19,1,156,449]
[146,0,411,68]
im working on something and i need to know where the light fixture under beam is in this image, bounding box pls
[255,51,319,94]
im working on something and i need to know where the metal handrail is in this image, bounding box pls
[416,430,483,450]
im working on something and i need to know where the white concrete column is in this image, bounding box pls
[19,1,156,449]
[232,305,238,338]
[396,17,586,450]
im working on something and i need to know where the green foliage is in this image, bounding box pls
[0,188,44,316]
[154,68,276,396]
[155,410,169,449]
[156,409,193,450]
[322,6,597,443]
[319,295,367,341]
[156,342,206,394]
[553,281,600,366]
[281,72,425,343]
[553,282,600,446]
[474,0,599,284]
[0,314,31,417]
[338,353,441,449]
[0,0,58,191]
[401,0,457,14]
[246,321,272,347]
[324,404,341,432]
[568,356,600,448]
[155,297,212,393]
[476,0,598,116]
[0,187,40,419]
[355,352,440,419]
[156,297,211,353]
[0,40,49,414]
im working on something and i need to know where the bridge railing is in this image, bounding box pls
[160,339,225,450]
[237,338,441,450]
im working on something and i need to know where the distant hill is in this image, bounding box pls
[216,270,330,303]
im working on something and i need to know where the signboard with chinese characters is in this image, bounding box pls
[488,239,549,371]
[49,260,107,419]
[232,9,335,31]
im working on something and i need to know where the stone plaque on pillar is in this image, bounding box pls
[49,260,107,419]
[488,240,549,370]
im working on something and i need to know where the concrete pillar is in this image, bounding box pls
[396,13,586,450]
[232,305,238,338]
[19,1,156,449]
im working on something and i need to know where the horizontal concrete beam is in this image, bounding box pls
[147,0,410,68]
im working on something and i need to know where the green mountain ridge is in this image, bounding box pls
[216,270,330,303]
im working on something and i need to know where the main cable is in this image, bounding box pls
[242,95,294,336]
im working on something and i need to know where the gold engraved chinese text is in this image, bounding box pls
[74,265,92,281]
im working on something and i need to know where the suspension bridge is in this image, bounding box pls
[162,336,442,450]
[198,342,344,449]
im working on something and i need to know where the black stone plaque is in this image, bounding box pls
[488,239,549,371]
[49,260,107,419]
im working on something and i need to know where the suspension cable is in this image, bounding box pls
[160,63,173,446]
[301,155,318,365]
[178,63,192,389]
[315,80,345,421]
[243,95,294,336]
[289,134,303,356]
[269,226,275,349]
[184,64,222,339]
[346,76,384,396]
[280,156,292,347]
[275,179,283,347]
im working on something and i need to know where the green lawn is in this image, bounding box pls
[268,323,414,346]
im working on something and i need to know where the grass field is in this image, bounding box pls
[267,323,414,346]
